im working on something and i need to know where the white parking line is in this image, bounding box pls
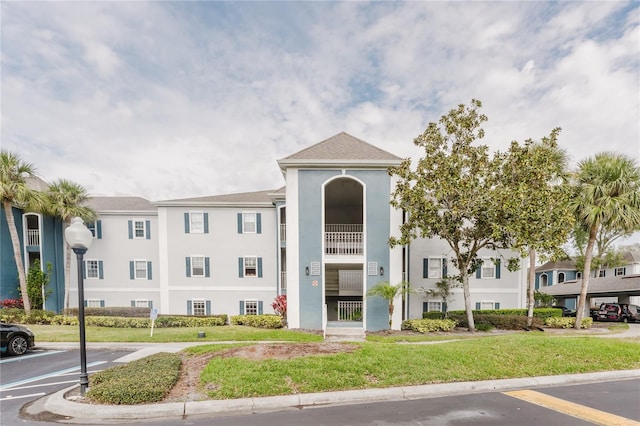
[0,392,46,401]
[0,350,64,363]
[0,379,78,392]
[0,361,106,391]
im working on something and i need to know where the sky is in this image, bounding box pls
[2,1,639,204]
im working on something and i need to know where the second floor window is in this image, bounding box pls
[239,257,263,278]
[129,260,152,280]
[615,267,626,276]
[238,212,262,234]
[128,219,150,239]
[186,256,210,277]
[84,260,104,279]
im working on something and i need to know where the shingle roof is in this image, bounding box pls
[280,132,402,162]
[156,189,276,205]
[536,259,576,272]
[86,197,155,212]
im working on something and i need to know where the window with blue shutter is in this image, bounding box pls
[96,220,102,239]
[476,267,481,279]
[145,220,151,239]
[258,301,263,315]
[238,258,244,277]
[205,300,211,316]
[186,257,191,277]
[237,213,243,233]
[187,300,193,315]
[495,302,500,310]
[203,213,209,234]
[442,259,448,278]
[131,300,135,307]
[98,261,104,279]
[258,257,263,278]
[204,257,210,277]
[129,261,135,279]
[495,259,501,279]
[147,261,152,280]
[256,213,262,234]
[184,213,190,233]
[475,302,481,310]
[423,302,428,313]
[239,300,245,314]
[423,259,428,278]
[128,220,133,239]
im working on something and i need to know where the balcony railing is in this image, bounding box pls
[325,224,363,255]
[27,229,40,246]
[338,301,363,321]
[280,271,287,295]
[280,224,286,243]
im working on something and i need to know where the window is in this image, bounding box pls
[86,260,99,279]
[598,270,606,278]
[245,300,258,315]
[558,272,565,283]
[481,259,495,278]
[476,301,500,310]
[576,271,582,279]
[615,267,626,276]
[84,260,104,280]
[244,257,257,276]
[237,212,261,234]
[428,301,442,312]
[192,300,206,316]
[86,299,104,308]
[87,220,102,239]
[132,300,152,308]
[184,212,209,234]
[128,219,150,239]
[129,260,152,280]
[540,274,548,287]
[428,258,442,279]
[186,256,210,277]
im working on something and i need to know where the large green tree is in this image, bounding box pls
[45,179,95,311]
[389,100,517,332]
[498,130,574,327]
[0,150,43,314]
[570,152,640,328]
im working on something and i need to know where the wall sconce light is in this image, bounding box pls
[305,266,310,276]
[380,266,384,276]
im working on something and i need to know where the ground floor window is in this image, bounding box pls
[192,300,206,316]
[245,300,258,315]
[132,300,152,308]
[476,301,500,310]
[85,299,104,308]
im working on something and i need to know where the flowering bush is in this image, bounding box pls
[271,295,287,318]
[0,298,24,309]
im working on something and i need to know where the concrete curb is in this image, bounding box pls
[40,369,640,421]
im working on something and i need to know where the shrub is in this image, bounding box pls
[450,314,543,330]
[401,318,457,333]
[154,315,227,328]
[87,352,181,404]
[0,308,25,323]
[475,323,494,332]
[545,316,592,329]
[230,314,284,329]
[64,307,152,318]
[442,308,562,320]
[0,299,24,309]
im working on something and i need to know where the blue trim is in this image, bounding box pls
[129,261,134,280]
[203,213,209,234]
[205,257,210,277]
[256,213,262,234]
[184,213,190,233]
[147,261,152,280]
[128,220,133,239]
[186,257,191,277]
[237,213,243,233]
[145,220,151,239]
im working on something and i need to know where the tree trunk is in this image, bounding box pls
[388,303,394,328]
[575,223,598,329]
[3,201,31,314]
[461,273,475,332]
[526,247,536,327]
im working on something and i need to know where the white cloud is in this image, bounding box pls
[1,1,638,202]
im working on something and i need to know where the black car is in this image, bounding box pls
[554,306,576,317]
[0,322,35,356]
[598,303,640,323]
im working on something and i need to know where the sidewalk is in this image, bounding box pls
[24,324,640,423]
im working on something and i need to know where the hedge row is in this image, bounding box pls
[0,308,227,327]
[87,352,181,404]
[64,307,152,318]
[401,318,458,333]
[230,314,284,328]
[448,313,546,330]
[545,316,593,329]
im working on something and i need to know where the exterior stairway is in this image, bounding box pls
[324,321,365,341]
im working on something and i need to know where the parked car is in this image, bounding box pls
[554,306,576,317]
[598,303,640,323]
[590,307,600,321]
[0,322,35,356]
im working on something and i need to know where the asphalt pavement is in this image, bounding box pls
[22,324,640,423]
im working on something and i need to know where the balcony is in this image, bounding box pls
[27,229,40,247]
[325,224,363,256]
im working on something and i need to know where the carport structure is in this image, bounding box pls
[541,274,640,316]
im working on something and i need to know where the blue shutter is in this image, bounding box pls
[184,213,190,233]
[149,301,153,309]
[147,261,152,280]
[131,300,135,307]
[442,259,448,278]
[128,220,133,239]
[205,300,211,316]
[187,300,193,315]
[495,259,501,279]
[145,220,151,239]
[83,261,87,279]
[96,220,102,239]
[100,300,105,307]
[129,261,134,279]
[443,302,448,313]
[98,261,104,279]
[475,302,481,310]
[257,257,263,278]
[238,258,244,277]
[423,302,428,313]
[423,259,428,278]
[84,300,88,307]
[476,267,481,279]
[256,213,262,234]
[185,257,191,277]
[237,213,243,233]
[239,301,245,314]
[495,302,500,310]
[205,257,210,277]
[258,301,263,315]
[203,213,209,234]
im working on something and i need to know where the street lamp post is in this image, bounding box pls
[64,217,93,396]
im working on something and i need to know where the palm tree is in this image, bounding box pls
[570,152,640,328]
[366,281,408,328]
[0,150,44,315]
[45,179,95,311]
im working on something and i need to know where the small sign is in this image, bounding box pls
[312,280,319,287]
[150,308,158,320]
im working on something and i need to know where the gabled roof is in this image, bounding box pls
[277,132,402,170]
[536,259,576,272]
[86,197,156,212]
[540,274,640,297]
[155,189,277,207]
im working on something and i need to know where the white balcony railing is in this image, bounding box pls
[280,224,286,243]
[27,229,40,246]
[280,271,287,294]
[325,224,363,255]
[338,301,363,321]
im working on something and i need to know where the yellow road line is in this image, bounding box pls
[503,390,640,426]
